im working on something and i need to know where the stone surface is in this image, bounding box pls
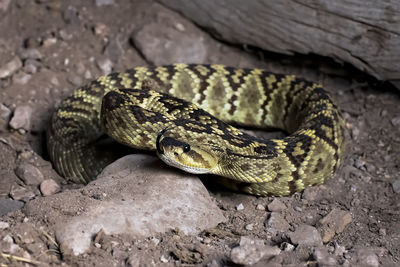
[0,103,11,120]
[9,105,33,131]
[317,209,353,243]
[265,212,290,233]
[392,179,400,193]
[0,198,24,216]
[40,179,60,196]
[132,22,207,66]
[289,225,322,246]
[15,163,44,185]
[313,247,338,266]
[25,155,226,256]
[355,248,380,267]
[267,199,286,212]
[0,221,9,229]
[230,236,280,265]
[0,56,22,79]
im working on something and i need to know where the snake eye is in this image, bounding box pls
[183,144,190,153]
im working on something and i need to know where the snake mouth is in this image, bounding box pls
[156,128,167,154]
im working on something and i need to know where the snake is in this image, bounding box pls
[47,63,346,196]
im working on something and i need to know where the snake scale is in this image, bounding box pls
[47,64,345,196]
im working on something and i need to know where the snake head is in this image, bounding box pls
[156,129,219,174]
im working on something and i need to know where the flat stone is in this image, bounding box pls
[317,208,353,243]
[230,236,280,265]
[25,155,226,256]
[0,56,22,79]
[265,212,290,233]
[0,198,24,216]
[132,21,207,65]
[267,199,286,212]
[15,163,44,185]
[9,105,33,131]
[289,224,322,246]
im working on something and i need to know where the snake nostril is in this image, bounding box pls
[174,152,179,157]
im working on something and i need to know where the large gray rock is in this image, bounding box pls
[25,155,225,256]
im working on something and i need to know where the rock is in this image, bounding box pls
[313,247,338,266]
[230,236,280,265]
[93,22,110,37]
[67,73,83,86]
[391,116,400,127]
[236,203,244,210]
[0,221,9,229]
[1,234,22,254]
[9,105,33,131]
[302,185,326,201]
[392,179,400,193]
[9,186,36,202]
[15,163,44,185]
[289,225,322,246]
[132,22,207,65]
[267,199,286,212]
[12,71,32,85]
[0,198,24,216]
[0,103,11,120]
[40,179,60,196]
[0,56,22,79]
[95,0,114,6]
[0,0,11,12]
[265,212,290,233]
[355,248,380,267]
[256,204,265,210]
[19,48,43,60]
[317,209,353,243]
[96,58,113,74]
[25,155,226,256]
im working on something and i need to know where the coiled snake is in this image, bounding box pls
[47,64,345,196]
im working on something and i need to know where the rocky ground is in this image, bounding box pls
[0,0,399,266]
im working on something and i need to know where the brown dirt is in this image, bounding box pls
[0,0,399,266]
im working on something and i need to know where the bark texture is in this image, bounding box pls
[160,0,400,88]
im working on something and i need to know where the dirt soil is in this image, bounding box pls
[0,1,399,266]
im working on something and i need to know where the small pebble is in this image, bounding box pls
[379,228,386,236]
[40,179,61,196]
[0,221,10,229]
[289,225,322,246]
[392,179,400,194]
[94,243,101,248]
[0,103,11,120]
[282,242,295,251]
[95,0,114,6]
[160,255,168,263]
[256,204,265,210]
[267,199,286,212]
[245,224,254,231]
[356,248,379,267]
[230,236,280,265]
[12,72,32,85]
[0,56,22,79]
[19,48,42,60]
[9,105,33,131]
[96,58,113,74]
[236,203,244,211]
[313,247,338,266]
[391,116,400,127]
[265,212,290,233]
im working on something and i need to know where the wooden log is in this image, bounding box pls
[160,0,400,88]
